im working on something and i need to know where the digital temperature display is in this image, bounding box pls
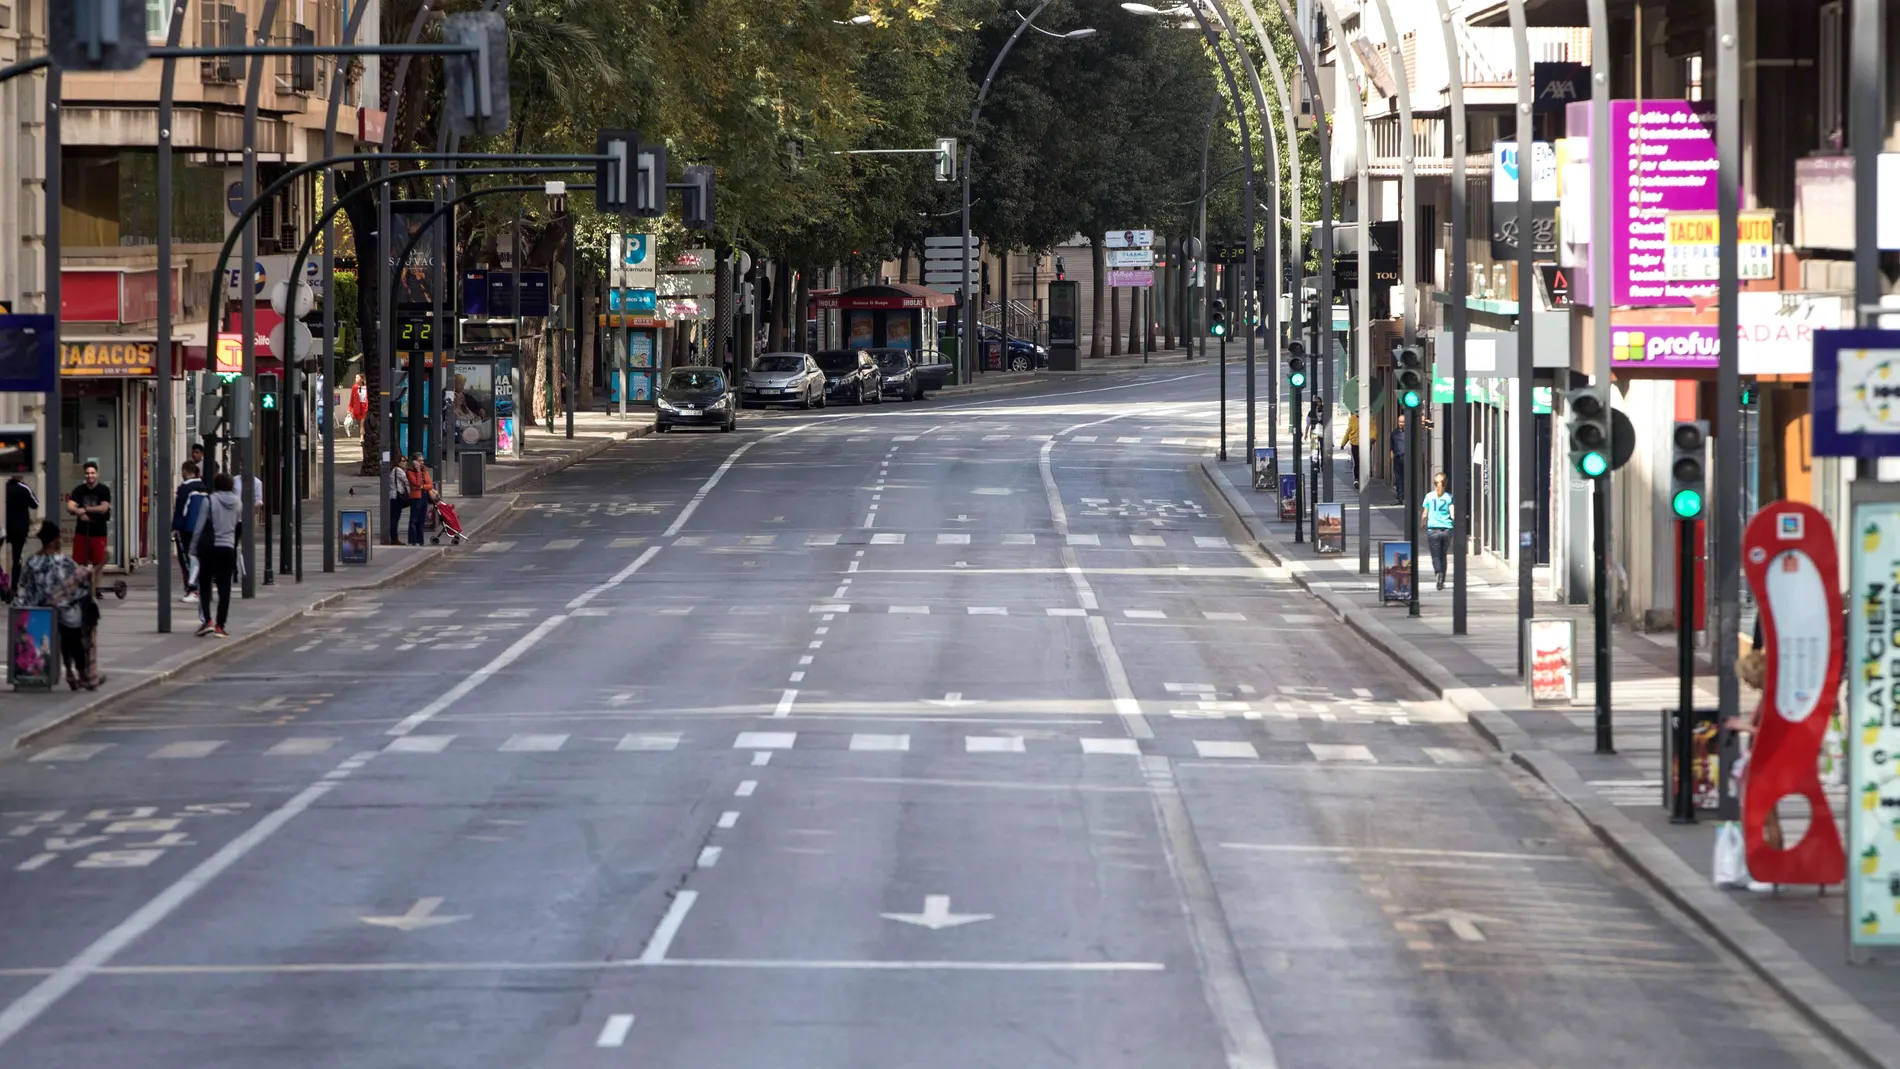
[395,312,451,352]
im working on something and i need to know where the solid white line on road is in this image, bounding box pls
[596,1014,636,1048]
[775,690,799,718]
[387,615,568,737]
[1131,535,1165,547]
[567,545,663,610]
[1219,843,1580,863]
[543,538,581,550]
[1004,533,1036,544]
[937,533,970,545]
[890,605,929,614]
[863,511,877,528]
[1204,611,1247,621]
[1066,533,1101,546]
[871,532,904,544]
[832,585,850,598]
[1046,607,1086,617]
[475,541,515,553]
[697,847,723,868]
[0,777,341,1052]
[799,655,815,665]
[717,811,740,829]
[665,442,759,537]
[638,891,699,963]
[735,780,758,797]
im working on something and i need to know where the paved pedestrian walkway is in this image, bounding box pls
[3,411,650,754]
[1205,449,1900,1069]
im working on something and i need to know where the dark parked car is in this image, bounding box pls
[654,366,736,432]
[743,352,826,408]
[870,349,955,401]
[980,326,1049,371]
[814,349,883,405]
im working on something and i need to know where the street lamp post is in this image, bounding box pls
[1272,0,1335,515]
[1507,0,1534,674]
[1434,0,1473,636]
[1315,0,1371,572]
[962,2,1094,383]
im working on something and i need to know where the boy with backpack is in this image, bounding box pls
[171,461,208,600]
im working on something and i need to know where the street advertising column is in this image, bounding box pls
[1848,494,1900,947]
[1743,502,1844,886]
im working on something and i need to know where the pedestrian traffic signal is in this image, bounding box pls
[1286,341,1306,388]
[1209,298,1228,338]
[1566,385,1611,479]
[258,372,280,412]
[1669,421,1707,519]
[1395,345,1424,410]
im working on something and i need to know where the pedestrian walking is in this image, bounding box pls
[348,373,369,438]
[5,473,38,584]
[407,453,434,546]
[387,460,410,545]
[191,472,242,638]
[1342,413,1361,490]
[171,460,208,600]
[10,520,103,689]
[1421,471,1455,590]
[190,442,218,487]
[1390,414,1407,503]
[65,461,111,601]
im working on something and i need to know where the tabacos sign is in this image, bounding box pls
[1611,325,1722,369]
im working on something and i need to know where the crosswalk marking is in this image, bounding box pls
[1203,611,1247,621]
[1067,533,1101,546]
[1193,536,1230,548]
[1162,437,1190,446]
[893,435,919,441]
[1123,609,1167,619]
[1047,607,1087,617]
[809,604,852,613]
[475,541,515,553]
[1072,435,1098,443]
[984,434,1009,441]
[1081,737,1141,756]
[1194,741,1259,759]
[150,741,225,759]
[806,534,841,546]
[1308,743,1377,763]
[890,605,930,614]
[408,532,1277,551]
[1116,436,1143,444]
[265,738,337,756]
[673,535,708,547]
[385,735,455,753]
[1132,535,1166,547]
[967,606,1008,615]
[544,538,582,550]
[1003,533,1037,545]
[965,736,1025,753]
[850,733,910,752]
[937,533,971,545]
[1423,747,1477,766]
[411,608,456,618]
[30,743,111,763]
[609,537,646,548]
[741,535,777,547]
[871,533,906,544]
[617,733,682,752]
[734,732,797,750]
[499,734,569,753]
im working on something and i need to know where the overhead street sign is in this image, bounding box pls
[924,235,979,248]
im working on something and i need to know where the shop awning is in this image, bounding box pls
[812,284,956,311]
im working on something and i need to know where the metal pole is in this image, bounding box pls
[380,4,436,544]
[1272,0,1332,511]
[1317,0,1368,569]
[1508,0,1533,673]
[1370,0,1414,581]
[1236,0,1300,495]
[1435,0,1471,635]
[239,0,284,596]
[513,206,523,446]
[154,0,187,632]
[1672,516,1697,823]
[1186,4,1256,470]
[1713,0,1741,730]
[1853,0,1886,318]
[1587,0,1614,745]
[567,215,577,439]
[322,1,373,573]
[43,62,60,574]
[1201,0,1269,470]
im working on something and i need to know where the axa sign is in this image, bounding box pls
[1534,62,1590,112]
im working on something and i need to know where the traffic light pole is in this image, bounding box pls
[1672,514,1697,824]
[1218,330,1228,462]
[1408,415,1420,617]
[1594,478,1613,752]
[1291,382,1304,543]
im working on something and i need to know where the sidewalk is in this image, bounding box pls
[1202,452,1900,1069]
[3,411,650,754]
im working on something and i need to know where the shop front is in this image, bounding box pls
[58,338,169,571]
[811,284,954,358]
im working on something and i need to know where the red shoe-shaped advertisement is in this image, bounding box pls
[1740,502,1845,887]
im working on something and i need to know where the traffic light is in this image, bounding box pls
[595,129,638,215]
[680,163,715,230]
[1395,345,1424,410]
[1209,298,1228,338]
[231,377,254,438]
[1669,421,1708,519]
[1288,355,1307,390]
[258,372,280,412]
[198,378,226,438]
[1055,256,1066,281]
[934,137,957,182]
[51,0,148,72]
[441,11,512,137]
[1566,385,1611,478]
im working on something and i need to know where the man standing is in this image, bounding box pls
[387,459,410,545]
[407,453,434,546]
[5,473,37,582]
[66,461,111,600]
[171,460,208,600]
[1390,413,1407,504]
[190,442,218,487]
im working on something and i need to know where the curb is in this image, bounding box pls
[1198,455,1900,1069]
[8,428,644,753]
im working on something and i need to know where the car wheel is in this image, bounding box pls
[1009,353,1031,372]
[802,390,814,410]
[722,419,736,433]
[818,392,828,409]
[654,423,669,433]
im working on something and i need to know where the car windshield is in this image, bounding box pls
[814,352,859,373]
[873,353,909,371]
[665,369,726,392]
[754,355,803,373]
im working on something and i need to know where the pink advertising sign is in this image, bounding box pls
[1107,269,1154,288]
[1567,99,1720,308]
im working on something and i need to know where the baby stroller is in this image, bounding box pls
[429,496,465,545]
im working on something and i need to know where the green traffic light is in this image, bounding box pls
[1289,372,1306,388]
[1401,389,1420,409]
[261,394,277,410]
[1671,489,1703,519]
[1210,322,1227,337]
[1578,451,1608,478]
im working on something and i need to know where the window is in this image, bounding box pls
[200,3,244,84]
[1818,1,1844,150]
[146,0,171,38]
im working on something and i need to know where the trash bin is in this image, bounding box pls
[459,451,486,498]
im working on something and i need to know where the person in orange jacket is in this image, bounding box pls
[406,454,434,545]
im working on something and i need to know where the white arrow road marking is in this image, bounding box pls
[360,897,470,931]
[1408,909,1502,942]
[881,895,994,930]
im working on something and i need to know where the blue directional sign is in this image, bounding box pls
[0,315,58,394]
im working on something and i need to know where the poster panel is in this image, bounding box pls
[1315,503,1344,554]
[1526,617,1576,704]
[1380,542,1413,604]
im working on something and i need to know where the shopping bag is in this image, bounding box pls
[1713,821,1749,888]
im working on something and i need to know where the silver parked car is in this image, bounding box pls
[742,352,826,408]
